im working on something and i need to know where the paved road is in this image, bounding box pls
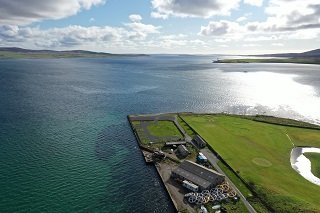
[173,115,192,142]
[201,148,257,213]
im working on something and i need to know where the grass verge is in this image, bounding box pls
[304,153,320,178]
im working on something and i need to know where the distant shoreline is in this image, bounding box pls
[0,52,148,59]
[0,47,148,59]
[214,58,320,65]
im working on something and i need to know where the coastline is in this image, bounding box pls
[127,112,320,213]
[213,58,320,65]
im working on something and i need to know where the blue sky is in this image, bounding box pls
[0,0,319,54]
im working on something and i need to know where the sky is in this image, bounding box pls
[0,0,319,54]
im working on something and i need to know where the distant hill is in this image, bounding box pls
[215,48,320,65]
[250,48,320,58]
[0,47,147,59]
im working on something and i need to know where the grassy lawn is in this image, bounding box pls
[131,121,149,145]
[217,161,252,198]
[182,114,320,212]
[304,153,320,178]
[131,120,183,146]
[147,121,183,138]
[242,114,320,130]
[217,161,269,212]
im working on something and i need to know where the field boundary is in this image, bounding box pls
[179,113,274,212]
[179,112,320,130]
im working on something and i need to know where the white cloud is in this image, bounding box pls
[242,43,260,47]
[199,0,320,45]
[37,25,122,47]
[160,34,187,40]
[236,16,247,22]
[243,0,264,7]
[159,38,205,49]
[124,22,160,40]
[151,0,241,18]
[272,42,284,46]
[199,20,243,36]
[214,38,232,43]
[129,14,142,23]
[151,12,168,19]
[0,0,105,25]
[125,15,160,35]
[219,44,229,47]
[264,0,320,31]
[0,15,162,49]
[244,35,278,41]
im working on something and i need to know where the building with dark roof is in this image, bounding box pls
[176,144,189,158]
[193,135,206,148]
[171,160,225,190]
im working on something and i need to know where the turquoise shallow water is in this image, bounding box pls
[0,56,319,212]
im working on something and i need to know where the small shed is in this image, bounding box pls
[193,135,206,148]
[177,145,189,158]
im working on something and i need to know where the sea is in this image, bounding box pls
[0,55,319,212]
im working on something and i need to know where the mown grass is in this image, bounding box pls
[217,161,252,198]
[131,120,183,145]
[182,114,320,212]
[147,121,183,138]
[242,114,320,130]
[304,153,320,178]
[217,161,270,212]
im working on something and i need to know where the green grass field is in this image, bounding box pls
[304,153,320,178]
[182,114,320,212]
[147,121,183,138]
[131,120,183,146]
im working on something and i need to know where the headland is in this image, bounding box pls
[128,113,320,213]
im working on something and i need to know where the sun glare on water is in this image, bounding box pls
[230,71,320,123]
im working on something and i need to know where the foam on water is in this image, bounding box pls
[291,147,320,185]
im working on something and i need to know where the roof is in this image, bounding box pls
[183,180,198,188]
[197,155,207,160]
[194,135,206,145]
[165,141,186,146]
[197,152,207,160]
[172,160,224,189]
[177,145,189,154]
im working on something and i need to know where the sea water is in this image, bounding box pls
[0,55,319,212]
